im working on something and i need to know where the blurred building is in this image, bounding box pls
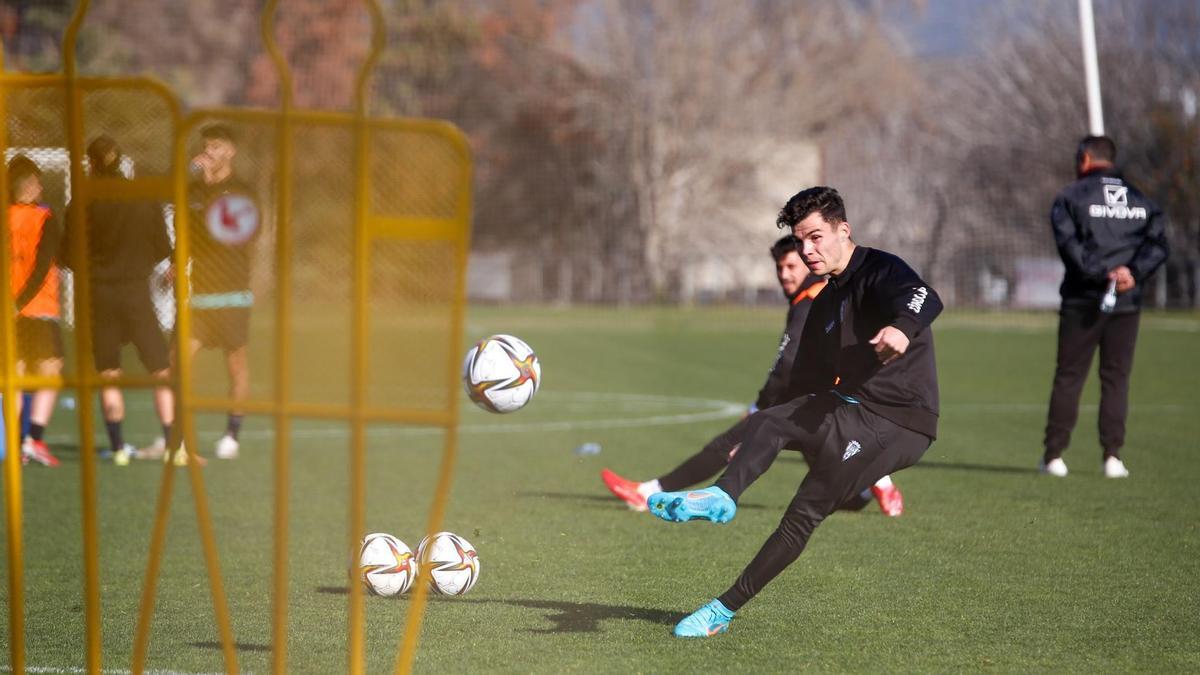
[468,140,821,304]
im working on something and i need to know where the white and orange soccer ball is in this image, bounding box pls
[462,334,541,414]
[416,531,480,596]
[358,533,418,597]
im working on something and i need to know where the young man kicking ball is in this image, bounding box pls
[648,186,942,638]
[600,234,904,516]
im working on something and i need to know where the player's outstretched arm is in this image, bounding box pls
[877,257,943,341]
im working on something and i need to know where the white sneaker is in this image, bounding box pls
[113,443,136,467]
[136,437,166,461]
[215,435,239,460]
[1103,456,1129,478]
[1039,457,1069,477]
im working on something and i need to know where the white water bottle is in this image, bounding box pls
[1100,278,1117,313]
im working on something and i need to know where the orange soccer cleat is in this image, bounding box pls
[871,481,904,517]
[600,468,649,512]
[21,438,60,468]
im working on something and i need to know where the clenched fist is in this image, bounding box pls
[869,326,910,365]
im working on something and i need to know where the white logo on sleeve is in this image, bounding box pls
[906,287,928,313]
[842,440,862,462]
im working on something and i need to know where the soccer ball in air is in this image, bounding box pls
[462,334,541,413]
[417,531,480,596]
[358,533,418,597]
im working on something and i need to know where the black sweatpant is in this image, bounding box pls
[1044,306,1140,460]
[658,414,873,511]
[713,393,931,611]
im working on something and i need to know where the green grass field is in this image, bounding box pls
[3,307,1200,673]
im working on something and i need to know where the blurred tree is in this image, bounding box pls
[81,0,261,107]
[9,0,1191,306]
[0,0,73,72]
[245,0,373,109]
[572,0,922,300]
[371,0,652,302]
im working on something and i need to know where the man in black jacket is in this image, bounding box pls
[646,187,942,638]
[600,234,905,516]
[1040,135,1168,479]
[68,135,176,465]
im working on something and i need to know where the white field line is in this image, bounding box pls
[47,392,746,443]
[1,662,226,667]
[42,392,1192,445]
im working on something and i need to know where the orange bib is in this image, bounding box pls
[9,204,60,318]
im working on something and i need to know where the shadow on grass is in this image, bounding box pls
[912,460,1038,475]
[519,490,768,511]
[465,597,677,634]
[191,640,272,653]
[312,587,677,633]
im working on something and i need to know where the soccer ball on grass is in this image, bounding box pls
[417,531,480,596]
[358,532,418,597]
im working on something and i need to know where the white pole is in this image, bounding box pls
[1078,0,1105,135]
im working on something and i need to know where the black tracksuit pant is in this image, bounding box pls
[712,392,932,611]
[1044,306,1140,460]
[658,414,875,512]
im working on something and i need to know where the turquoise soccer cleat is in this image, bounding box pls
[647,486,737,523]
[674,598,735,638]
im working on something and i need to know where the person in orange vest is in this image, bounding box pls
[7,154,63,467]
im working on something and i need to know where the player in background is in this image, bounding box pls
[7,155,63,467]
[647,187,941,638]
[62,135,176,465]
[601,234,904,516]
[175,123,260,461]
[1040,135,1168,478]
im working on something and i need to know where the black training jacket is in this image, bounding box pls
[788,246,942,439]
[1050,167,1168,313]
[753,275,825,411]
[64,198,172,284]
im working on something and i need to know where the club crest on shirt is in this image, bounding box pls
[205,193,259,245]
[842,440,861,462]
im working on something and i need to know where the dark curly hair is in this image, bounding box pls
[769,234,801,261]
[201,123,237,144]
[776,186,846,230]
